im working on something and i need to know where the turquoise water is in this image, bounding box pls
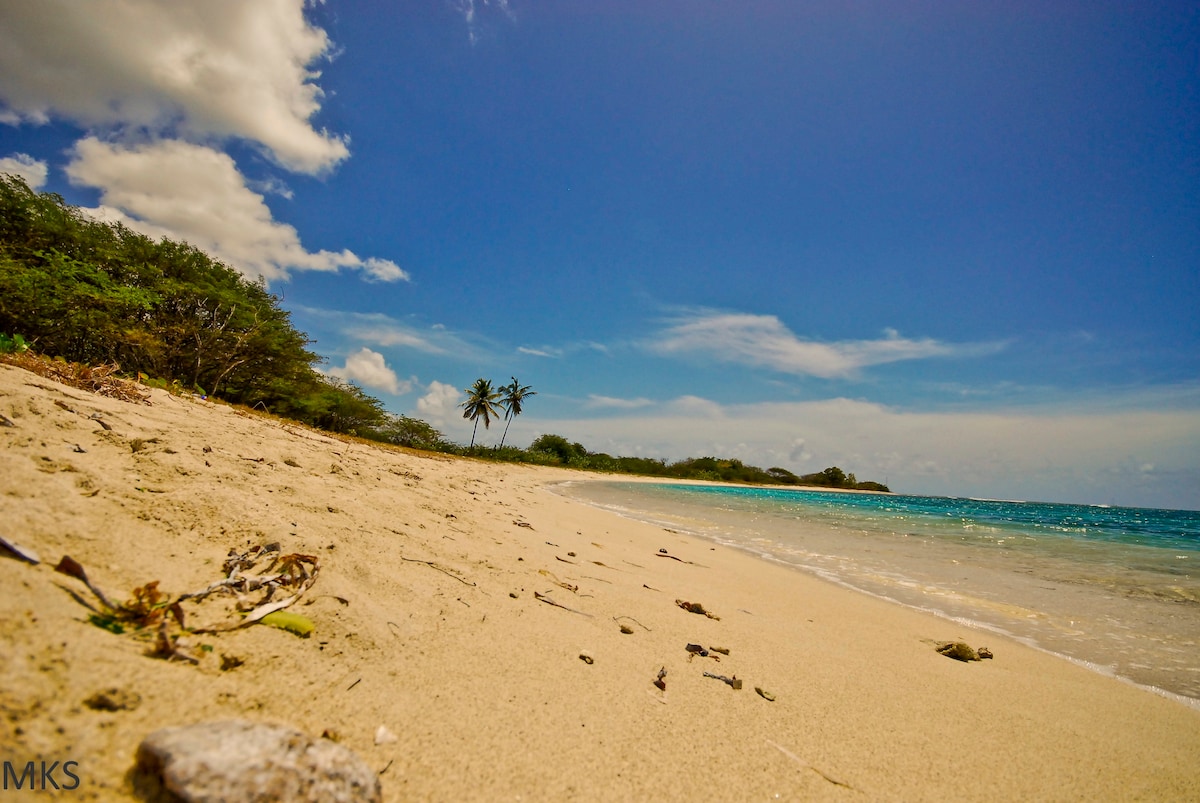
[559,481,1200,704]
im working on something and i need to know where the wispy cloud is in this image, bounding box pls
[647,309,1005,379]
[520,341,613,359]
[584,394,655,410]
[299,308,489,361]
[518,345,563,358]
[451,0,515,45]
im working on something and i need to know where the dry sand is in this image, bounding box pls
[2,361,1199,801]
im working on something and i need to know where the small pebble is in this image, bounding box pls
[579,653,594,665]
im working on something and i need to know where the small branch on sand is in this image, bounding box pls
[702,671,740,688]
[533,591,592,617]
[399,555,476,586]
[613,615,651,631]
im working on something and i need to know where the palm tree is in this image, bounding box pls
[498,377,536,449]
[460,377,502,448]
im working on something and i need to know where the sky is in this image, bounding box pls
[1,1,1198,509]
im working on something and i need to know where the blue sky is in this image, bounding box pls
[1,1,1198,509]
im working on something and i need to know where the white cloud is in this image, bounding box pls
[666,395,725,418]
[417,380,463,427]
[0,4,406,287]
[0,0,347,174]
[360,258,409,283]
[328,348,411,396]
[789,437,813,463]
[0,153,48,188]
[648,310,1004,379]
[65,138,407,283]
[452,0,515,45]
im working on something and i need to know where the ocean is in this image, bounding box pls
[556,481,1200,705]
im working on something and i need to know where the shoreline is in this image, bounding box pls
[3,362,1199,800]
[555,477,1200,710]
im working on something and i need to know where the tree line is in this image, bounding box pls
[509,435,889,491]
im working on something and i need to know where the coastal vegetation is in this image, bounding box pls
[0,173,888,492]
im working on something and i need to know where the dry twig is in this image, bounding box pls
[398,555,476,586]
[533,591,592,617]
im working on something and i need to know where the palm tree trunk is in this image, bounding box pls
[470,418,479,448]
[499,415,512,449]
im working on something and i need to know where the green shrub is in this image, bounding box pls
[0,332,29,354]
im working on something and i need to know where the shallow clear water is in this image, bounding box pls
[557,481,1200,704]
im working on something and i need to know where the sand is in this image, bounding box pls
[2,360,1199,801]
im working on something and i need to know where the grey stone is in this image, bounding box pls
[135,719,381,802]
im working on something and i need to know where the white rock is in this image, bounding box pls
[373,725,398,745]
[136,719,381,802]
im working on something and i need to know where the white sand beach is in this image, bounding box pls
[3,361,1199,801]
